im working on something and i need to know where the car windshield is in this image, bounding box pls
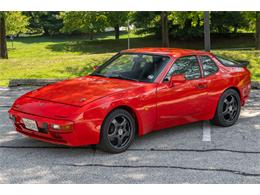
[91,53,170,83]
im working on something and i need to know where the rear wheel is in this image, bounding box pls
[99,109,136,153]
[211,89,241,127]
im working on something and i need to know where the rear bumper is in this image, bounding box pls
[8,109,100,146]
[240,81,251,106]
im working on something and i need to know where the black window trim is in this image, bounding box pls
[198,55,219,78]
[163,55,203,82]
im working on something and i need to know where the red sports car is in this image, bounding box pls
[8,48,251,153]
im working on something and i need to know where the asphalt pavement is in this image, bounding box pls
[0,86,259,183]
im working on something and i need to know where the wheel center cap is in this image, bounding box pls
[118,129,123,135]
[228,106,233,111]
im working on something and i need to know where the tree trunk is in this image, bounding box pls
[256,12,260,50]
[114,25,120,40]
[43,27,50,36]
[233,24,238,34]
[196,18,201,29]
[184,19,192,30]
[89,32,94,40]
[161,11,169,47]
[204,11,211,52]
[0,12,8,59]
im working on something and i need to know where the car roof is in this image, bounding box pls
[121,48,211,58]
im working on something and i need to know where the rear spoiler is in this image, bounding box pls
[236,60,249,67]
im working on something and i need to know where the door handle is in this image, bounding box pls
[196,83,207,89]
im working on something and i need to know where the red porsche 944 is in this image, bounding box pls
[8,48,251,153]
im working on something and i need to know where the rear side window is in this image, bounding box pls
[165,56,201,80]
[199,56,218,77]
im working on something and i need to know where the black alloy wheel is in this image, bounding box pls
[108,115,132,149]
[99,109,136,153]
[211,89,241,127]
[222,94,239,122]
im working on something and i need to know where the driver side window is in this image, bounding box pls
[164,56,201,81]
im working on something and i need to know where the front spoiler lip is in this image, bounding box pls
[16,128,70,146]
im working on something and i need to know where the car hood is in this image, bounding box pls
[25,76,143,107]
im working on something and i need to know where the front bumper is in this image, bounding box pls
[8,109,100,146]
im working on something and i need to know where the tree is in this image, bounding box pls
[0,12,8,59]
[161,11,169,47]
[131,11,204,41]
[256,12,260,50]
[211,12,249,33]
[6,12,29,36]
[132,12,170,46]
[24,12,63,36]
[130,12,161,35]
[105,12,128,39]
[61,12,107,40]
[169,12,204,38]
[204,11,211,51]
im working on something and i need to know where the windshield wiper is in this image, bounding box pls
[108,75,139,82]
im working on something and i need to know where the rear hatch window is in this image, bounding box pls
[215,55,249,67]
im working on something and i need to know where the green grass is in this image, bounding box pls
[0,32,259,86]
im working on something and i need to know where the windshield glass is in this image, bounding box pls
[92,53,170,83]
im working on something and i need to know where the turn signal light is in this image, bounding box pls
[51,123,73,131]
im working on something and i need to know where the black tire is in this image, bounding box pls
[211,89,241,127]
[99,109,136,153]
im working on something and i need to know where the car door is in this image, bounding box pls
[197,55,222,115]
[156,55,208,129]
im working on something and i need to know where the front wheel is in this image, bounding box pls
[211,89,241,127]
[99,109,136,153]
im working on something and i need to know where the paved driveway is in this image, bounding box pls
[0,86,259,183]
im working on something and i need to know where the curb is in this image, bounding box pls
[8,79,65,87]
[7,79,260,89]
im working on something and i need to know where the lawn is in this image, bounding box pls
[0,32,259,86]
